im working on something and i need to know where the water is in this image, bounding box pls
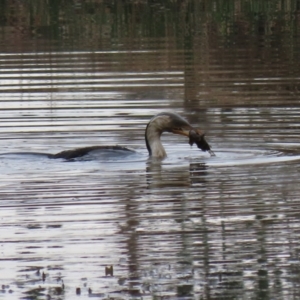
[1,1,300,299]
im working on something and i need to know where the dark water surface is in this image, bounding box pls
[1,1,300,299]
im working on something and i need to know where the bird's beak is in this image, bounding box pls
[171,127,191,137]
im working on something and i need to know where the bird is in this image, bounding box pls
[50,112,213,160]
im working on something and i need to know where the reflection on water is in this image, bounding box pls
[0,1,300,299]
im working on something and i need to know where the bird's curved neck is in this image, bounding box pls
[145,122,167,159]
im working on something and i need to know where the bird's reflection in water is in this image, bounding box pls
[146,160,190,189]
[189,162,208,185]
[146,160,207,189]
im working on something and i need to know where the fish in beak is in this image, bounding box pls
[171,126,215,156]
[189,129,215,156]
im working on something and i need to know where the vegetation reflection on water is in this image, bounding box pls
[0,1,300,299]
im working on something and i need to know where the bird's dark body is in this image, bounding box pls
[50,146,134,160]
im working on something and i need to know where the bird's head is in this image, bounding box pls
[145,112,213,157]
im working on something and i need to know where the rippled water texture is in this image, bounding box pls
[0,1,300,299]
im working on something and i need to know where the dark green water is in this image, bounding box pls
[0,1,300,299]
